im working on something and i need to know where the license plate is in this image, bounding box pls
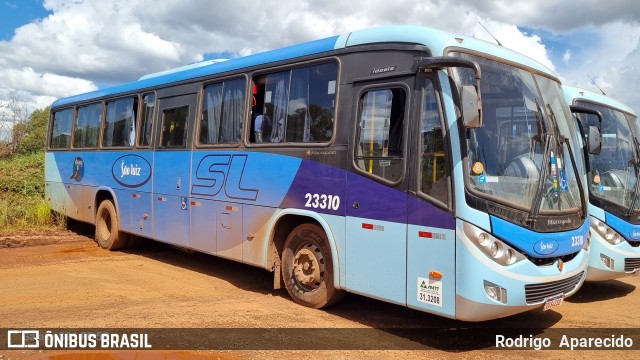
[543,294,564,311]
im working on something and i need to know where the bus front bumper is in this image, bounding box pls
[455,221,589,321]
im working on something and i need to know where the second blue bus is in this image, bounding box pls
[565,85,640,280]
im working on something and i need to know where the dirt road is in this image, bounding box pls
[1,226,639,359]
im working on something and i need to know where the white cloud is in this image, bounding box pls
[557,22,640,113]
[0,67,96,98]
[458,0,640,32]
[0,0,638,115]
[469,20,554,70]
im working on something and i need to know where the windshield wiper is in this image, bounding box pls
[526,100,550,227]
[526,103,588,226]
[561,135,587,219]
[526,133,552,227]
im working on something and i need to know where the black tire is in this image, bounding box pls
[281,223,345,308]
[95,200,128,250]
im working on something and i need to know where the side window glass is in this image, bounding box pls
[104,97,138,147]
[355,88,405,182]
[250,62,337,143]
[138,93,155,147]
[50,108,74,149]
[200,78,245,145]
[73,103,102,148]
[420,80,448,204]
[161,106,189,148]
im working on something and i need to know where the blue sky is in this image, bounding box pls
[0,1,51,40]
[1,0,639,116]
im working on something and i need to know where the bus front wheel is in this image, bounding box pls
[281,223,344,308]
[95,200,128,250]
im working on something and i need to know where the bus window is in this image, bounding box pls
[200,78,245,145]
[50,108,74,149]
[104,97,138,148]
[355,88,405,183]
[138,93,155,147]
[250,62,337,144]
[420,80,448,205]
[73,103,102,149]
[160,106,189,148]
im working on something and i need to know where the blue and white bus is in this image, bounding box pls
[564,85,640,280]
[46,25,590,321]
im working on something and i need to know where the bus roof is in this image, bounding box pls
[52,25,558,108]
[563,85,637,117]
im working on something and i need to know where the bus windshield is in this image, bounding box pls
[575,102,640,211]
[452,53,584,214]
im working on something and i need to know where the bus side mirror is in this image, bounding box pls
[588,125,602,155]
[417,57,483,128]
[569,105,603,155]
[461,85,482,128]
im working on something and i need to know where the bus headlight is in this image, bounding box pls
[478,232,490,247]
[490,241,503,258]
[590,216,624,246]
[504,248,515,264]
[462,222,524,266]
[583,231,591,252]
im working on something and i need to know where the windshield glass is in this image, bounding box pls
[575,102,640,209]
[451,53,583,213]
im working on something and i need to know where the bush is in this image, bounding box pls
[0,152,44,196]
[0,193,57,231]
[0,105,56,231]
[15,107,49,156]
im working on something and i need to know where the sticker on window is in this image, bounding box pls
[472,162,484,174]
[327,80,336,95]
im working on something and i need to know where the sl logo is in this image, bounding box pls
[191,154,259,200]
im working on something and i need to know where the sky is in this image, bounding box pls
[1,0,639,118]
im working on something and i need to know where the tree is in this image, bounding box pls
[0,95,29,157]
[16,107,50,155]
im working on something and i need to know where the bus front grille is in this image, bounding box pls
[624,258,640,272]
[524,272,584,304]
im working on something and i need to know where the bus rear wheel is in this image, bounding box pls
[281,223,344,308]
[95,200,128,250]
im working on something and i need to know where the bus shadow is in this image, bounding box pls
[111,237,564,352]
[566,279,636,303]
[65,218,95,238]
[121,238,275,296]
[323,293,563,351]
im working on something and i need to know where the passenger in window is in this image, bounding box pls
[254,112,265,143]
[199,118,209,144]
[254,104,272,143]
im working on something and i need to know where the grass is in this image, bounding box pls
[0,194,60,231]
[0,152,63,232]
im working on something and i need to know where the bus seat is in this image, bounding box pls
[504,153,541,179]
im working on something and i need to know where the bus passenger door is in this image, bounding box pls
[346,80,412,305]
[152,94,196,247]
[406,76,456,318]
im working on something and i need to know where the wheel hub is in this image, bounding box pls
[293,247,323,288]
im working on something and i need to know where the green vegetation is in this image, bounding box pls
[0,106,61,232]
